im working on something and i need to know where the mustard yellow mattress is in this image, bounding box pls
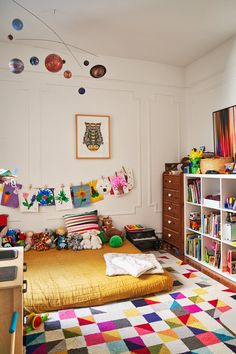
[24,241,172,313]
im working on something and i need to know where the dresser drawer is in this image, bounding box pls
[163,215,180,232]
[163,189,180,203]
[163,202,180,218]
[163,227,181,246]
[163,175,180,190]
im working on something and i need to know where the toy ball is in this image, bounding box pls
[90,64,106,78]
[9,58,24,74]
[64,70,72,79]
[84,60,89,66]
[12,18,23,31]
[30,56,39,66]
[78,87,85,95]
[109,235,123,248]
[45,54,63,73]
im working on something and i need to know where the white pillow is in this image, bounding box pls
[104,253,164,276]
[112,255,154,277]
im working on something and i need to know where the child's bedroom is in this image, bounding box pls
[1,0,236,353]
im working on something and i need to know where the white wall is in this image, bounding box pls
[0,42,184,232]
[182,36,236,156]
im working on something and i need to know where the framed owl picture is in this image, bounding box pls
[75,114,110,159]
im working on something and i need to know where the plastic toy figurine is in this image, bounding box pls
[25,313,49,333]
[189,147,205,174]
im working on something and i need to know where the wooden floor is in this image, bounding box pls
[161,242,236,292]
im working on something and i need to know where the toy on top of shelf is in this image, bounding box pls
[189,147,205,174]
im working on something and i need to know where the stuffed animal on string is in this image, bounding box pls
[81,232,92,249]
[111,173,129,197]
[96,177,112,195]
[67,233,83,251]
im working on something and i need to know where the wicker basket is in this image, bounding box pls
[200,157,233,174]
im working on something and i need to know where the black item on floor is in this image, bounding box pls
[126,228,160,251]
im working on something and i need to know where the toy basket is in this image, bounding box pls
[200,157,232,174]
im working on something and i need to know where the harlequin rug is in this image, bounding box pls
[24,251,236,353]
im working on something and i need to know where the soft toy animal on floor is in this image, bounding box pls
[34,232,51,251]
[102,216,124,241]
[56,226,68,250]
[67,233,83,251]
[90,230,102,249]
[81,232,92,249]
[24,231,34,251]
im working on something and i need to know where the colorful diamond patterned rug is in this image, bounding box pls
[24,251,236,353]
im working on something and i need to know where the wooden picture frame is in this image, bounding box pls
[75,114,110,159]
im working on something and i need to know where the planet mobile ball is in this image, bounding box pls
[30,56,39,66]
[9,58,24,74]
[90,64,106,78]
[64,70,72,79]
[84,60,89,66]
[12,18,23,31]
[78,87,85,95]
[45,54,63,73]
[8,34,13,40]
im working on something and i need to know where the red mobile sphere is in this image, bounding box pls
[45,54,63,73]
[64,70,72,79]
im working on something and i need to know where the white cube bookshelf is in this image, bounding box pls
[184,173,236,283]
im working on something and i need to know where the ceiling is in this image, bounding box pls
[1,0,236,67]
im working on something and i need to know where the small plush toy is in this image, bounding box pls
[24,231,34,251]
[57,235,67,250]
[34,232,51,251]
[2,236,13,247]
[81,232,92,249]
[109,235,123,248]
[44,228,57,249]
[102,216,124,241]
[96,177,112,195]
[90,230,102,249]
[67,233,83,251]
[16,232,26,247]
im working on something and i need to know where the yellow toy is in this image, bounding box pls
[189,147,205,174]
[25,312,49,333]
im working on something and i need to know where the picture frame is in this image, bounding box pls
[213,105,236,159]
[75,114,110,159]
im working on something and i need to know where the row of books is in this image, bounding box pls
[204,241,221,269]
[186,234,201,260]
[202,212,221,239]
[187,179,201,204]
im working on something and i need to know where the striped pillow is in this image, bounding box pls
[63,210,99,234]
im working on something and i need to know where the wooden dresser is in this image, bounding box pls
[162,172,184,254]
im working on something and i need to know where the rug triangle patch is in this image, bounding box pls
[78,317,95,326]
[90,308,106,314]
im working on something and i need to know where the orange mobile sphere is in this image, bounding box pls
[64,70,72,79]
[45,54,63,73]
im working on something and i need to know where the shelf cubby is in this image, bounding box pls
[184,173,236,284]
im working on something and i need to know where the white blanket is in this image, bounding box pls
[104,253,164,277]
[112,255,154,277]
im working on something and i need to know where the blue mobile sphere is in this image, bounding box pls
[12,18,23,31]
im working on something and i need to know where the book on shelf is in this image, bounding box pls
[227,249,236,274]
[204,241,221,269]
[187,179,201,204]
[186,234,201,260]
[202,212,221,239]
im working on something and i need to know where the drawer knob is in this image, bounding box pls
[168,220,172,224]
[168,233,172,237]
[168,206,172,211]
[168,180,172,183]
[168,193,172,197]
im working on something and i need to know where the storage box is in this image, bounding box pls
[203,198,220,209]
[200,157,232,174]
[223,223,236,241]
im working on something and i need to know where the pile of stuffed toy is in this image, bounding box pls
[0,215,125,252]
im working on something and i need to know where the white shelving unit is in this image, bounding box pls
[184,173,236,284]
